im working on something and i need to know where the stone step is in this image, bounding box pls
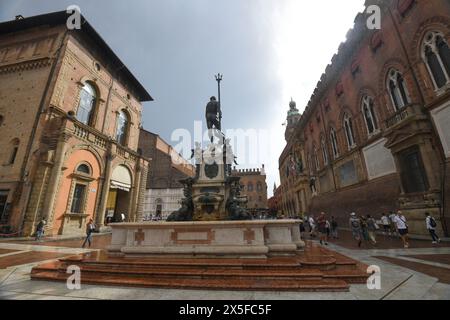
[31,270,350,292]
[32,262,325,281]
[59,255,305,270]
[323,269,369,284]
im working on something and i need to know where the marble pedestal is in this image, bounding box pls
[107,220,305,259]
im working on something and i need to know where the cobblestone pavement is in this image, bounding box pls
[0,231,449,300]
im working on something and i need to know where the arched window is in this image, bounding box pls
[387,69,411,111]
[308,153,313,175]
[8,138,19,165]
[247,182,254,192]
[76,163,91,175]
[361,96,378,135]
[321,136,329,166]
[343,113,356,149]
[116,110,129,145]
[330,127,339,159]
[313,146,320,171]
[257,182,263,192]
[76,82,97,125]
[423,31,450,89]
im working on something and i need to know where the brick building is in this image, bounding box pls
[138,129,195,220]
[232,166,268,215]
[268,183,282,217]
[279,0,450,237]
[0,12,152,236]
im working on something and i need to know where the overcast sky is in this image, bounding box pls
[0,0,365,196]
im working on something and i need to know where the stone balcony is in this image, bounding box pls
[69,117,139,162]
[384,103,425,130]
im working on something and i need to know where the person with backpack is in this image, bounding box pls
[360,215,369,242]
[349,212,363,247]
[389,211,399,238]
[366,215,378,245]
[330,216,338,239]
[393,210,409,248]
[425,212,441,244]
[82,218,96,248]
[35,219,46,242]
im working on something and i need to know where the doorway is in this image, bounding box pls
[0,190,8,223]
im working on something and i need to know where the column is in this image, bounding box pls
[135,160,148,222]
[129,163,141,222]
[95,152,114,229]
[41,132,71,232]
[419,142,441,191]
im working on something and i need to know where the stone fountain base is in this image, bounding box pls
[107,220,305,259]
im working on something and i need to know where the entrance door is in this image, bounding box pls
[399,146,429,193]
[0,191,8,223]
[109,165,133,222]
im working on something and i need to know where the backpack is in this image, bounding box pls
[429,217,437,228]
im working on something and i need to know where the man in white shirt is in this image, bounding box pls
[380,213,391,237]
[393,211,409,248]
[425,212,441,244]
[389,211,399,238]
[308,216,316,238]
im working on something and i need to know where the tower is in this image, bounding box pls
[285,98,301,141]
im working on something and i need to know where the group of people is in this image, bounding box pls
[304,210,442,249]
[304,212,339,246]
[349,212,381,247]
[34,218,97,248]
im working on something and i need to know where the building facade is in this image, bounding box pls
[279,0,450,236]
[232,166,268,215]
[0,12,152,236]
[138,129,195,220]
[268,183,282,217]
[279,99,311,218]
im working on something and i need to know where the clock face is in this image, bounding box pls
[204,162,219,179]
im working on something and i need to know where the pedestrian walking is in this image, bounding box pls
[381,213,391,237]
[325,220,331,239]
[304,215,311,233]
[330,216,338,239]
[317,212,328,245]
[349,212,363,247]
[82,218,96,248]
[425,212,441,244]
[35,219,46,242]
[366,215,378,245]
[308,216,316,238]
[393,210,409,248]
[360,215,369,242]
[389,211,399,238]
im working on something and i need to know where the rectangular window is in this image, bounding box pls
[71,184,87,213]
[399,147,429,193]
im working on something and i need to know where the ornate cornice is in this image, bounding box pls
[0,57,52,74]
